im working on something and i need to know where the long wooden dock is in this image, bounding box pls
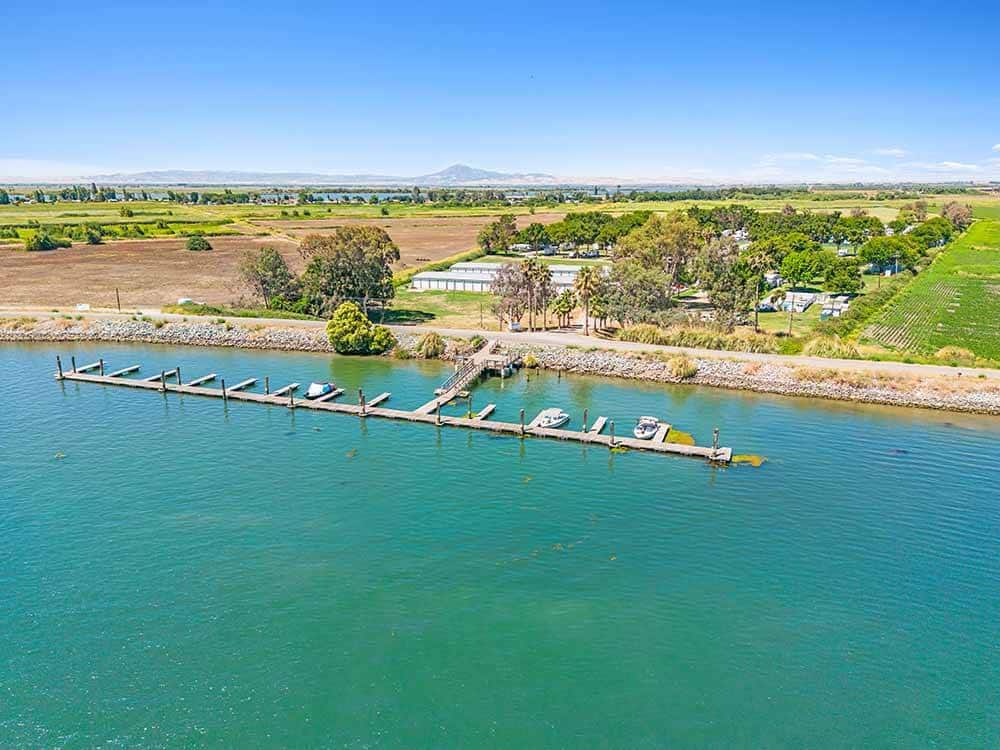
[53,358,732,463]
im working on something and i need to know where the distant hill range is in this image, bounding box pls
[82,164,561,187]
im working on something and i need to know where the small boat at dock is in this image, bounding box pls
[536,408,570,429]
[305,382,337,399]
[633,416,660,440]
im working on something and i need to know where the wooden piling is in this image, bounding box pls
[436,402,441,425]
[520,408,525,436]
[221,378,228,404]
[71,356,77,373]
[359,388,366,417]
[176,368,182,387]
[264,376,270,395]
[582,408,589,433]
[160,370,166,392]
[56,356,64,380]
[609,420,616,449]
[99,358,105,376]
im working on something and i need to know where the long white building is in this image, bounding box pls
[411,262,588,293]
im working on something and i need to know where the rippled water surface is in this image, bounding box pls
[3,342,1000,747]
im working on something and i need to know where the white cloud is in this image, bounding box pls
[939,161,981,171]
[759,152,822,164]
[904,161,980,173]
[993,144,1000,152]
[823,155,869,166]
[874,147,907,158]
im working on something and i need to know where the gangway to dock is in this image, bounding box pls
[417,340,519,415]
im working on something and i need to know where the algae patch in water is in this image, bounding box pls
[665,429,695,446]
[732,454,767,467]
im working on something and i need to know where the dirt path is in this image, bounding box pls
[3,307,998,381]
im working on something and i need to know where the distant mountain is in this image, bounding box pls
[413,164,557,185]
[80,164,559,187]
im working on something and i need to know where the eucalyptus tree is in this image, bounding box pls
[614,212,703,307]
[238,247,298,309]
[694,237,757,332]
[489,262,528,330]
[477,214,518,254]
[522,257,542,331]
[298,227,400,316]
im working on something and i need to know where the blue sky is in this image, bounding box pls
[2,0,998,182]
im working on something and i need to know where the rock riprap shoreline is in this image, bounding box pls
[4,316,999,415]
[508,344,1000,415]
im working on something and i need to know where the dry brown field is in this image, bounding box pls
[255,213,565,270]
[1,236,302,308]
[0,213,568,308]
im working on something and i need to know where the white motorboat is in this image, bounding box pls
[633,416,660,440]
[536,407,570,429]
[305,381,336,399]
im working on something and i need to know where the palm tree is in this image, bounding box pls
[527,260,553,330]
[549,290,575,328]
[574,266,601,335]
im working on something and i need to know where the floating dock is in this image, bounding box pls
[53,356,732,463]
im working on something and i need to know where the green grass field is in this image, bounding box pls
[389,288,497,329]
[862,220,1000,359]
[757,305,823,337]
[4,191,998,229]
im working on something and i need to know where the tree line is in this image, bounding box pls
[484,201,976,336]
[476,211,652,254]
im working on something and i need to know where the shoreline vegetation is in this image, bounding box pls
[4,191,1000,398]
[4,315,1000,416]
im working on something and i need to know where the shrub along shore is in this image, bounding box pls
[3,316,999,415]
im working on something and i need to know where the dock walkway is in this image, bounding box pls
[416,340,504,414]
[54,360,732,463]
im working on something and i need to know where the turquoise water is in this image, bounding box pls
[3,342,1000,748]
